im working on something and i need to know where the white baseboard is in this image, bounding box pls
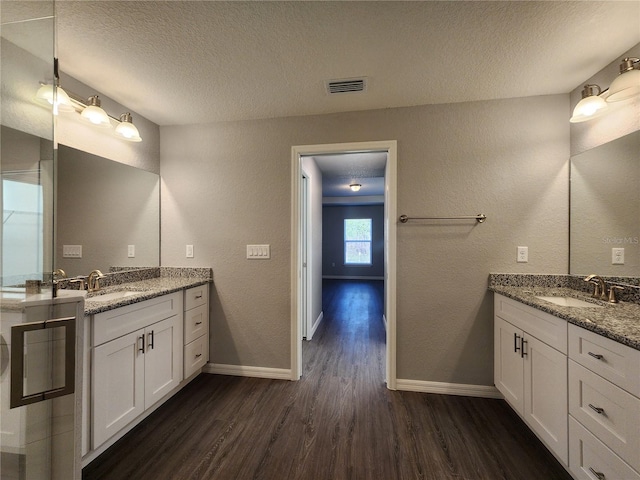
[204,363,292,380]
[307,311,323,340]
[395,379,502,399]
[322,275,385,280]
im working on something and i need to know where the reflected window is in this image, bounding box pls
[2,177,43,284]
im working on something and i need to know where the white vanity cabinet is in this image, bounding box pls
[494,294,568,465]
[183,285,209,378]
[567,324,640,480]
[88,292,183,450]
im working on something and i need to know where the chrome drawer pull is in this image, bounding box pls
[588,352,604,360]
[588,404,605,415]
[588,467,605,480]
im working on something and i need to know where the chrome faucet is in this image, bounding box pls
[87,270,106,292]
[584,274,608,301]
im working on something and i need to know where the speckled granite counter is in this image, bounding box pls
[84,275,212,315]
[489,274,640,351]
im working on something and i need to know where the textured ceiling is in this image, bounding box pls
[310,152,387,197]
[55,1,640,127]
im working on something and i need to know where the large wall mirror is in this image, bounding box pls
[56,144,160,277]
[570,130,639,279]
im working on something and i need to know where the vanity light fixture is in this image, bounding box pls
[80,95,111,128]
[115,113,142,142]
[570,84,608,123]
[350,183,362,192]
[34,83,75,114]
[606,57,640,103]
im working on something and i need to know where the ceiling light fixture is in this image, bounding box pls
[115,113,142,142]
[80,95,111,128]
[606,57,640,103]
[570,85,608,123]
[350,183,361,192]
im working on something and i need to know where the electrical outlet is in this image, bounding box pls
[517,246,528,263]
[128,245,135,258]
[612,247,624,265]
[186,244,194,258]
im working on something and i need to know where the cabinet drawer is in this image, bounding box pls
[568,323,640,397]
[93,292,182,346]
[569,416,640,480]
[185,285,208,311]
[184,303,208,345]
[569,360,640,471]
[494,294,567,354]
[184,336,208,378]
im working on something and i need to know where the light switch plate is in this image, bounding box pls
[186,244,194,258]
[128,245,135,258]
[247,245,270,259]
[517,246,528,263]
[63,245,82,258]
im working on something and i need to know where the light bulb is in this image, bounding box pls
[115,113,142,142]
[80,96,111,128]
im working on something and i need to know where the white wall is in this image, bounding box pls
[161,94,569,385]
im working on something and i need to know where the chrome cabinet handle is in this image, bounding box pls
[514,333,521,353]
[148,330,154,350]
[521,338,527,358]
[589,404,605,415]
[588,352,604,360]
[138,335,145,354]
[589,467,605,479]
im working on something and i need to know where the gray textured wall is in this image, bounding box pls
[322,205,385,278]
[160,94,569,385]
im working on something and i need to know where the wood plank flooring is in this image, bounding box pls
[83,279,573,480]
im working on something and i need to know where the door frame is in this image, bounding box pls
[290,140,397,389]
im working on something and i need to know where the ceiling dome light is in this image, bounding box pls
[606,57,640,103]
[115,113,142,142]
[80,95,111,127]
[34,84,75,114]
[570,85,608,123]
[350,183,361,192]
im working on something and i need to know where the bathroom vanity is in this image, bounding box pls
[79,269,212,466]
[490,276,640,480]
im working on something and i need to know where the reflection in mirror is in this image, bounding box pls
[570,130,639,278]
[56,145,160,277]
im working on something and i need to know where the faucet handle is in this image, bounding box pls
[69,277,87,291]
[608,285,624,303]
[587,280,600,298]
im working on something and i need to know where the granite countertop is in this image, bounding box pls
[84,276,212,315]
[489,284,640,351]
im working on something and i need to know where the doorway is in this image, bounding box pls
[290,141,397,389]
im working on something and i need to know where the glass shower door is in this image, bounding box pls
[1,2,80,478]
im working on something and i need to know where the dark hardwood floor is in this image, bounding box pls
[83,279,573,480]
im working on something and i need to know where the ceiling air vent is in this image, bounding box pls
[326,77,367,95]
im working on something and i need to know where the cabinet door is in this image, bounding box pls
[494,316,524,413]
[523,334,568,465]
[144,315,183,409]
[92,329,145,448]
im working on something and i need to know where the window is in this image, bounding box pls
[344,218,372,265]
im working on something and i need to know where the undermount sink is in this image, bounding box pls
[535,296,603,308]
[87,290,143,302]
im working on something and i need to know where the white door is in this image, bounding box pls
[523,334,568,464]
[92,329,145,448]
[494,317,524,413]
[144,315,183,409]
